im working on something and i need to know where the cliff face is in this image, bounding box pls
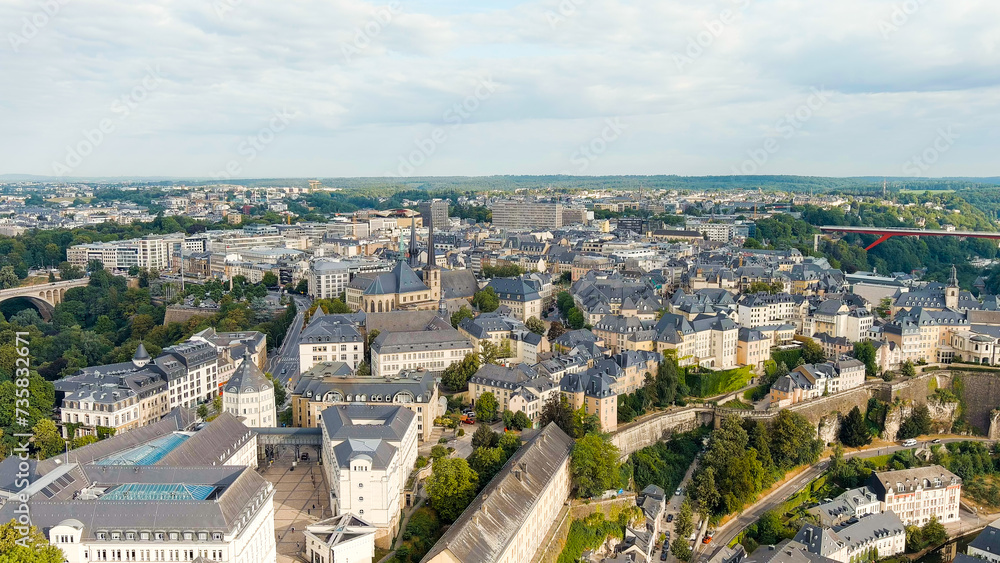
[880,399,959,442]
[817,413,841,444]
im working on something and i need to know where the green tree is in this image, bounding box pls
[770,410,822,470]
[547,321,566,341]
[525,316,546,335]
[468,446,505,486]
[0,519,65,563]
[571,433,621,498]
[566,307,585,330]
[478,340,503,366]
[512,411,532,430]
[71,434,99,449]
[671,499,695,561]
[426,457,479,522]
[693,465,721,517]
[472,287,500,312]
[901,360,917,377]
[430,445,448,461]
[261,272,278,287]
[539,394,576,437]
[474,392,499,422]
[0,266,19,290]
[800,338,826,364]
[441,353,480,390]
[472,424,498,449]
[853,341,879,378]
[840,406,871,447]
[197,404,209,419]
[451,306,475,329]
[32,419,64,459]
[498,431,521,457]
[898,404,932,440]
[556,291,575,315]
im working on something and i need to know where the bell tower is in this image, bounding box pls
[945,264,959,310]
[423,206,441,303]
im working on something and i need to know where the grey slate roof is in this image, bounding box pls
[320,405,415,442]
[156,412,256,467]
[420,423,574,563]
[364,260,429,295]
[224,354,272,394]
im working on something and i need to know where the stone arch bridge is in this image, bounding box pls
[0,278,91,319]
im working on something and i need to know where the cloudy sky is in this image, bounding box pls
[1,0,998,179]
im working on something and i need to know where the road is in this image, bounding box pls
[697,437,995,563]
[266,295,310,405]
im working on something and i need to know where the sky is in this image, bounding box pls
[1,0,998,179]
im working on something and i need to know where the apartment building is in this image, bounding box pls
[320,405,418,548]
[370,327,473,378]
[419,199,450,230]
[67,234,180,270]
[485,277,543,322]
[308,259,355,300]
[298,311,365,373]
[291,364,439,441]
[867,466,962,525]
[469,364,559,420]
[770,357,866,406]
[490,200,563,230]
[737,292,806,329]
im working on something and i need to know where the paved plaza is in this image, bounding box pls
[262,458,331,563]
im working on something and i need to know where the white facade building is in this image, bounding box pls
[319,405,419,548]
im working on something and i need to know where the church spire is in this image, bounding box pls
[949,264,959,287]
[408,223,419,267]
[425,208,436,269]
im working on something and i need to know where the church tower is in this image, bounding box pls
[423,206,441,303]
[945,264,960,310]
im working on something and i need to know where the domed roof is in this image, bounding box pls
[225,352,272,394]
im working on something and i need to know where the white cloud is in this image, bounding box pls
[0,0,998,177]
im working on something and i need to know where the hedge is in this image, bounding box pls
[685,366,753,397]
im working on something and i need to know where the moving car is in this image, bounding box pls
[932,438,942,444]
[675,487,683,496]
[703,535,713,544]
[902,438,917,447]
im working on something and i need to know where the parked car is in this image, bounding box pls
[902,438,917,447]
[932,438,942,444]
[675,488,682,496]
[666,514,674,523]
[703,536,713,544]
[661,548,669,560]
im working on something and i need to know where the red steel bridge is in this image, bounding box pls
[819,226,1000,251]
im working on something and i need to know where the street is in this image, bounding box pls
[266,294,310,412]
[698,436,996,563]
